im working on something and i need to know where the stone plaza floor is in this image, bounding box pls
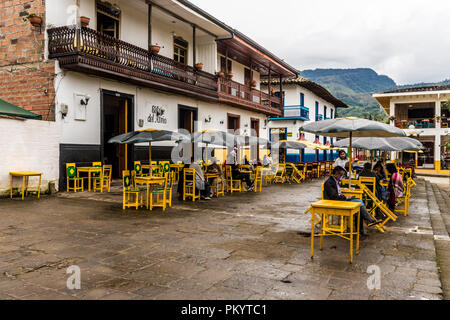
[0,178,448,300]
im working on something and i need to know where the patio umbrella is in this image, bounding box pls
[300,117,406,187]
[332,137,424,152]
[108,129,190,166]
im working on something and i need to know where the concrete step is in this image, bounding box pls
[434,185,450,238]
[426,181,450,299]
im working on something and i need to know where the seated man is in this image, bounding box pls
[231,163,254,192]
[206,158,224,196]
[324,166,382,237]
[190,161,212,200]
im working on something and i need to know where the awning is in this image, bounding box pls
[0,99,42,120]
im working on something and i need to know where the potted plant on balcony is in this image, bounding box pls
[195,63,203,71]
[226,71,233,80]
[251,80,257,88]
[150,43,163,54]
[217,70,225,78]
[22,12,42,27]
[80,16,90,27]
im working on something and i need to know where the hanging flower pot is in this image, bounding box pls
[251,80,257,88]
[23,12,42,28]
[226,72,233,80]
[217,71,225,78]
[80,16,90,27]
[195,63,203,71]
[151,44,161,54]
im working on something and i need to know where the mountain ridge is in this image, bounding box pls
[300,68,450,120]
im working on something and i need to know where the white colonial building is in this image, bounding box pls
[373,85,450,171]
[43,0,298,189]
[261,77,348,163]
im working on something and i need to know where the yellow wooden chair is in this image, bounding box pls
[93,164,112,193]
[159,161,171,176]
[149,173,169,211]
[225,166,242,194]
[286,163,304,184]
[122,170,143,210]
[151,161,160,177]
[273,164,286,184]
[183,168,201,202]
[170,164,181,183]
[150,171,175,210]
[254,167,263,193]
[209,173,225,198]
[395,177,415,217]
[134,161,149,177]
[66,163,84,192]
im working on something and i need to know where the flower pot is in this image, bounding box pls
[195,63,203,71]
[28,16,42,27]
[251,80,257,88]
[80,16,90,27]
[218,72,225,78]
[226,73,233,80]
[151,45,160,54]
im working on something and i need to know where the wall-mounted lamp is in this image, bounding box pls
[220,120,224,125]
[80,94,91,106]
[60,103,68,118]
[205,115,212,123]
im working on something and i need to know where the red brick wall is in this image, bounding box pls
[0,0,55,121]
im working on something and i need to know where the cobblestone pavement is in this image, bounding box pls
[0,179,446,300]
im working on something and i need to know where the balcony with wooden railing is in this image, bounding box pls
[217,78,282,116]
[47,26,218,101]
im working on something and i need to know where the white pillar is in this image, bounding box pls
[435,134,441,170]
[436,95,441,129]
[390,100,396,126]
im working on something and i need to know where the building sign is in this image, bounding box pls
[148,105,167,125]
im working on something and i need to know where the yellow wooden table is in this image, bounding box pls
[77,167,102,192]
[135,176,166,210]
[10,172,42,200]
[306,200,361,264]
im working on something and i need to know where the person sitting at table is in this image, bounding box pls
[190,161,212,200]
[324,166,382,237]
[374,160,387,181]
[386,163,404,213]
[231,163,254,192]
[206,158,224,196]
[360,162,385,219]
[262,154,270,167]
[334,150,349,169]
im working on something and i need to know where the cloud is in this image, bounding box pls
[190,0,450,84]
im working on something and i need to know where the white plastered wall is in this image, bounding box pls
[0,118,60,196]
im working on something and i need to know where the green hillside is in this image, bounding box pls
[301,68,396,120]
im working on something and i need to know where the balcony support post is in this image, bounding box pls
[279,74,283,109]
[193,25,197,65]
[148,2,152,50]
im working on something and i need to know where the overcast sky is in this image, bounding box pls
[190,0,450,85]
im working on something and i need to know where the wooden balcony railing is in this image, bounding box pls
[47,26,218,99]
[217,78,282,115]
